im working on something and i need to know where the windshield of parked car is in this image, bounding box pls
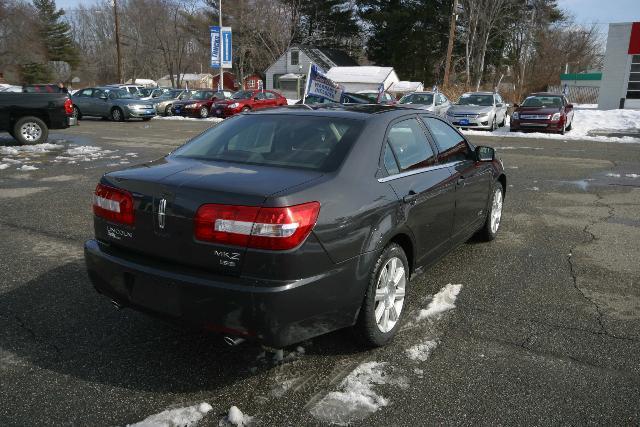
[172,115,364,171]
[232,90,253,100]
[521,96,563,108]
[399,93,434,105]
[191,91,213,100]
[456,94,494,106]
[109,89,134,99]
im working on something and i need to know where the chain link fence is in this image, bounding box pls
[548,85,599,104]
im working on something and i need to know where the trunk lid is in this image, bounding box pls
[97,157,323,275]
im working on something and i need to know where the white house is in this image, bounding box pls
[598,22,640,110]
[325,66,400,93]
[157,73,214,89]
[265,45,359,99]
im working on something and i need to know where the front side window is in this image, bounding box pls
[386,119,435,171]
[265,92,276,100]
[232,90,253,100]
[191,91,214,100]
[172,115,364,172]
[422,116,472,163]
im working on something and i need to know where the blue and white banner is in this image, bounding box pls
[304,64,343,102]
[210,26,232,69]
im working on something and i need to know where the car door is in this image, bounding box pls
[92,89,109,117]
[253,92,268,109]
[380,117,457,263]
[73,88,95,114]
[421,116,493,235]
[494,94,506,124]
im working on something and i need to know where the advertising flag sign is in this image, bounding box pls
[304,64,343,102]
[210,26,232,69]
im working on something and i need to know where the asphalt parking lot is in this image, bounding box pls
[1,118,639,425]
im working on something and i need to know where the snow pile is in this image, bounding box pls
[1,143,64,156]
[286,98,300,105]
[406,340,439,362]
[153,116,223,123]
[310,362,389,425]
[220,406,253,426]
[16,164,38,171]
[128,402,212,427]
[0,163,9,170]
[607,172,640,179]
[462,108,640,143]
[416,283,463,322]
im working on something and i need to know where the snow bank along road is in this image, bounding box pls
[1,119,639,425]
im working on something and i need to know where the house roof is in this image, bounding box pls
[326,66,395,84]
[297,46,359,71]
[160,73,215,81]
[388,81,423,92]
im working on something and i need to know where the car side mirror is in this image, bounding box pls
[476,146,495,162]
[496,103,503,107]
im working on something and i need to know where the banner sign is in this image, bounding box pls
[304,64,343,102]
[210,26,232,69]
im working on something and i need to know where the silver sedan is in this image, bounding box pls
[446,92,509,131]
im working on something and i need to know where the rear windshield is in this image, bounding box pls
[399,93,433,105]
[172,114,364,171]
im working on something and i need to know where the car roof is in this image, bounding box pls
[530,92,563,97]
[463,91,495,95]
[406,91,435,95]
[248,104,439,120]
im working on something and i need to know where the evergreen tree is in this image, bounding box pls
[20,63,52,84]
[32,0,79,68]
[357,0,451,84]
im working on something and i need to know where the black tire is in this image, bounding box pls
[165,105,173,116]
[566,120,572,131]
[199,106,209,118]
[72,105,82,120]
[499,116,506,127]
[478,183,504,241]
[111,107,124,122]
[354,243,409,347]
[490,116,496,131]
[12,116,49,145]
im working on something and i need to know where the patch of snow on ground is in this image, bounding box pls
[574,104,597,109]
[626,173,639,178]
[128,402,212,427]
[607,173,621,178]
[220,406,253,426]
[416,283,462,322]
[462,108,640,143]
[17,165,38,171]
[0,163,8,170]
[287,98,300,105]
[310,362,389,425]
[406,340,439,362]
[153,116,223,123]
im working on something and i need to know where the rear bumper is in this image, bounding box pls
[84,239,366,347]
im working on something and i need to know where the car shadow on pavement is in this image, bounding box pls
[0,260,361,393]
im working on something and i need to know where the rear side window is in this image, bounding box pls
[386,118,435,171]
[421,117,472,163]
[172,115,364,172]
[383,144,400,175]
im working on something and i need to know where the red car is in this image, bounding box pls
[510,92,574,134]
[211,90,287,118]
[171,90,233,118]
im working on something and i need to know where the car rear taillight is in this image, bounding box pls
[194,202,320,250]
[64,98,73,116]
[93,183,135,226]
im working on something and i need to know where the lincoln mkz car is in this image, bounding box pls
[446,92,509,130]
[510,92,574,134]
[84,105,506,348]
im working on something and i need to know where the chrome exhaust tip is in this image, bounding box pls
[223,336,246,346]
[110,300,123,310]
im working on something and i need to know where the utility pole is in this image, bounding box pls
[113,0,122,84]
[443,0,458,88]
[218,0,223,91]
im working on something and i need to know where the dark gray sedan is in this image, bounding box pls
[71,87,156,121]
[84,105,506,348]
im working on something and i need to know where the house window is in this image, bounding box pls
[272,74,284,89]
[291,50,299,66]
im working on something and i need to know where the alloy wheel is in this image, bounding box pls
[112,109,122,121]
[19,121,42,142]
[490,187,503,234]
[374,257,406,333]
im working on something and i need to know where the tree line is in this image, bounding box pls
[1,0,601,99]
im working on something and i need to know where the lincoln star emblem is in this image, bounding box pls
[158,198,167,230]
